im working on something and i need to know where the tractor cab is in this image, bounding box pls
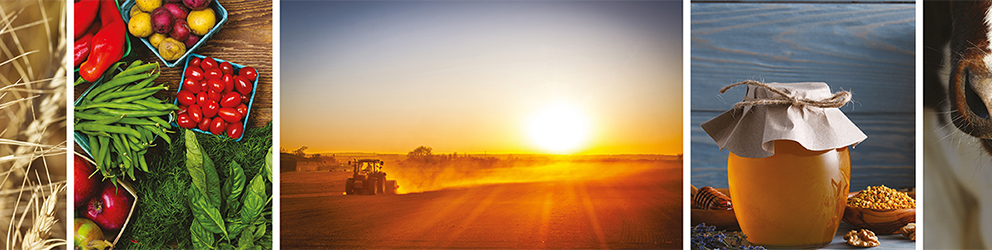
[345,159,397,195]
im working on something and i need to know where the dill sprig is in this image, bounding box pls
[115,122,272,249]
[691,223,765,250]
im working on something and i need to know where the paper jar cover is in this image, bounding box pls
[700,82,867,158]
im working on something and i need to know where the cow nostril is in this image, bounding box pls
[965,70,990,119]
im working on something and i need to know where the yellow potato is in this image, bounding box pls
[187,8,216,36]
[149,33,166,48]
[158,38,187,61]
[127,12,153,38]
[135,0,162,13]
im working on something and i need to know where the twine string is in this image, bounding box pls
[720,80,851,109]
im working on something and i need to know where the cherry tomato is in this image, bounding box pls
[182,78,200,93]
[204,68,223,80]
[226,122,244,139]
[200,80,209,92]
[234,75,253,95]
[208,90,222,102]
[196,92,209,106]
[217,108,242,123]
[201,57,218,70]
[177,113,195,129]
[203,100,219,118]
[188,104,203,123]
[207,78,225,93]
[219,61,233,76]
[189,57,202,69]
[241,94,250,103]
[220,92,241,108]
[198,117,211,131]
[177,90,196,106]
[239,67,257,82]
[222,74,234,93]
[185,67,204,81]
[236,104,248,117]
[210,117,227,135]
[178,105,188,116]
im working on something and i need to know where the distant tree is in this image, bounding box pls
[294,146,308,157]
[407,146,433,162]
[280,147,287,153]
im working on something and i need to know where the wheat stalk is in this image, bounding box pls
[0,0,66,249]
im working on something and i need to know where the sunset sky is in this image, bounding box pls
[281,1,682,155]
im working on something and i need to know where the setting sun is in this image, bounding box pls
[527,104,592,154]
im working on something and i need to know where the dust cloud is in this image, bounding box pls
[385,155,679,194]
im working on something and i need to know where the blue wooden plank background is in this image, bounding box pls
[690,3,915,191]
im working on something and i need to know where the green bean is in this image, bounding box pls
[76,123,142,138]
[147,116,172,129]
[138,126,153,142]
[117,61,154,78]
[114,117,158,127]
[144,125,171,145]
[138,153,149,172]
[133,99,178,111]
[76,102,147,111]
[110,86,162,104]
[128,70,161,90]
[112,134,132,172]
[74,111,116,121]
[98,136,110,172]
[123,60,144,71]
[96,84,166,103]
[96,108,171,117]
[88,135,101,169]
[85,73,151,101]
[91,115,124,125]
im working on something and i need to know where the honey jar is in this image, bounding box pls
[702,81,866,248]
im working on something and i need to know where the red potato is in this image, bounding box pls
[185,34,200,48]
[183,0,214,11]
[150,7,175,34]
[171,20,191,41]
[163,3,189,20]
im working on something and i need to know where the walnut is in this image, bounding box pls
[900,223,916,241]
[844,229,880,247]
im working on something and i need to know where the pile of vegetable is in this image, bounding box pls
[176,56,256,139]
[74,154,134,250]
[119,123,272,249]
[75,0,128,82]
[127,0,218,61]
[75,60,177,184]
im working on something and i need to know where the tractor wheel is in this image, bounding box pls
[345,179,355,195]
[377,178,385,194]
[365,179,377,195]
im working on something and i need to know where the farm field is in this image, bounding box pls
[280,160,681,249]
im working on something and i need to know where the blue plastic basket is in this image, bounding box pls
[172,53,258,141]
[120,0,229,67]
[73,64,174,159]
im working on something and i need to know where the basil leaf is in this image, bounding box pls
[226,161,246,213]
[238,226,255,250]
[264,147,272,182]
[240,173,266,224]
[226,219,245,240]
[203,144,222,208]
[191,186,228,238]
[185,130,206,196]
[190,219,215,250]
[218,242,235,250]
[253,223,266,240]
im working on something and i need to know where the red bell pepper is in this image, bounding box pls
[74,33,93,67]
[99,0,122,28]
[79,19,125,82]
[74,0,99,39]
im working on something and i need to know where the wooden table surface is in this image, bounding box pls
[689,2,916,191]
[74,0,273,128]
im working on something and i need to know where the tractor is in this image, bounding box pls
[345,159,398,195]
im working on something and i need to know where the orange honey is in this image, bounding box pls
[727,140,850,248]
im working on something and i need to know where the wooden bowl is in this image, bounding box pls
[690,187,739,231]
[842,191,915,235]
